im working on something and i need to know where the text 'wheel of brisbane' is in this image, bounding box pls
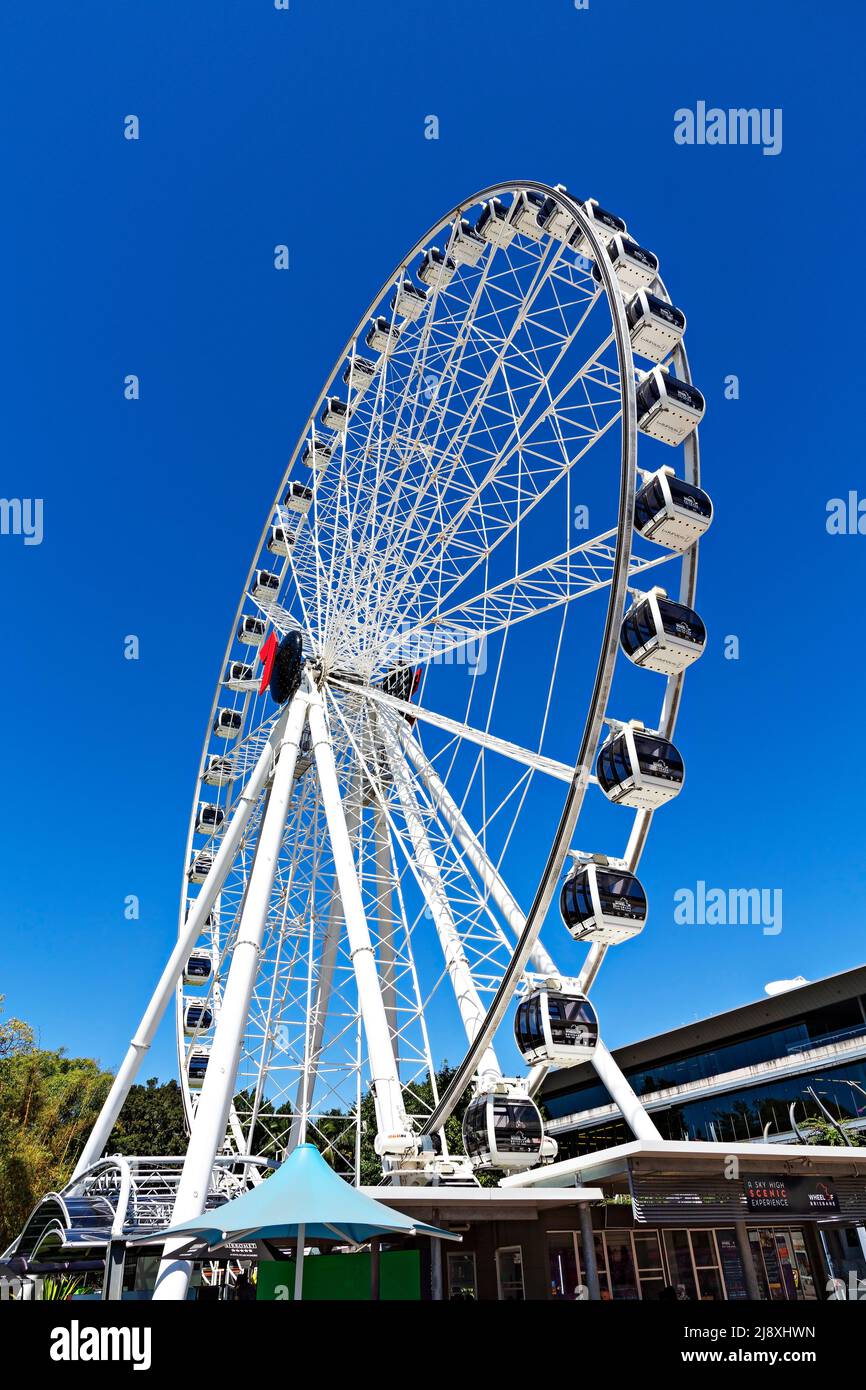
[178,181,711,1187]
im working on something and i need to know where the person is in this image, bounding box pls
[658,1283,678,1302]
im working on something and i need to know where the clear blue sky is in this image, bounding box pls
[1,0,864,1082]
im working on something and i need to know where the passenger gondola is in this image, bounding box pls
[321,396,351,432]
[183,1002,214,1035]
[184,953,212,985]
[187,1048,210,1088]
[462,1090,556,1171]
[508,189,546,240]
[619,588,707,674]
[302,436,333,473]
[268,524,295,556]
[560,862,648,945]
[391,278,428,321]
[237,615,267,646]
[284,483,313,515]
[252,568,281,600]
[195,803,225,835]
[293,726,313,780]
[570,199,627,256]
[366,316,401,354]
[634,466,713,551]
[342,357,377,394]
[514,989,599,1065]
[203,755,235,787]
[224,660,258,692]
[627,290,686,363]
[636,367,705,446]
[450,218,486,266]
[475,198,516,249]
[187,851,214,884]
[596,725,685,809]
[592,235,659,294]
[538,186,574,242]
[418,247,457,289]
[213,708,242,740]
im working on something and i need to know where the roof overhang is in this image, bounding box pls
[358,1185,603,1222]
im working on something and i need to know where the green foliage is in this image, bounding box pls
[107,1077,188,1157]
[40,1274,85,1301]
[0,1046,113,1247]
[800,1115,865,1147]
[0,995,34,1060]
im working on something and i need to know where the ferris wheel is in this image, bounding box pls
[77,182,711,1245]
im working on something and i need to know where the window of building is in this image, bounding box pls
[495,1246,525,1301]
[447,1252,477,1301]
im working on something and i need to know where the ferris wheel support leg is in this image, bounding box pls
[400,729,560,981]
[374,802,399,1053]
[382,722,502,1088]
[152,686,311,1302]
[72,705,294,1180]
[591,1039,661,1142]
[306,694,411,1147]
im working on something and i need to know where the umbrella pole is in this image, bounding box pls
[370,1239,381,1301]
[294,1224,305,1302]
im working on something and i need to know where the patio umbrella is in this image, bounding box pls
[134,1143,458,1300]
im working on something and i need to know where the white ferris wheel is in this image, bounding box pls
[78,180,711,1226]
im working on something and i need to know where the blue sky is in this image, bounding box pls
[1,0,864,1082]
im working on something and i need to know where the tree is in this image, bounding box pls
[107,1077,188,1156]
[0,1047,113,1247]
[800,1115,865,1147]
[0,995,34,1061]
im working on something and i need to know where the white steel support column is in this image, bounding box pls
[400,729,560,980]
[382,721,502,1087]
[374,801,399,1052]
[306,693,410,1146]
[153,686,311,1301]
[591,1039,661,1142]
[73,705,294,1179]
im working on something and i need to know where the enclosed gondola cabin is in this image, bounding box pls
[620,591,707,675]
[508,189,546,240]
[627,291,686,363]
[267,524,294,557]
[195,803,225,836]
[252,568,281,601]
[366,316,401,354]
[597,727,685,810]
[514,990,599,1065]
[302,437,332,474]
[634,467,713,551]
[342,357,377,396]
[592,235,659,294]
[462,1092,556,1172]
[213,708,242,740]
[203,755,235,787]
[223,660,257,692]
[475,198,516,249]
[561,863,648,945]
[418,247,457,289]
[538,187,575,242]
[187,852,214,885]
[184,953,212,986]
[284,482,314,516]
[183,1003,214,1035]
[237,615,267,647]
[321,396,351,432]
[636,367,705,447]
[391,279,427,321]
[450,218,486,266]
[187,1049,210,1088]
[570,199,627,256]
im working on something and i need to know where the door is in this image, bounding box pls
[495,1246,525,1301]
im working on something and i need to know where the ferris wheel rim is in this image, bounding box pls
[173,180,698,1160]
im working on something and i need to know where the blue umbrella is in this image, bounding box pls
[136,1143,458,1300]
